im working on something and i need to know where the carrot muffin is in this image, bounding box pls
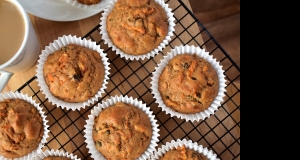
[43,157,71,160]
[43,44,105,103]
[65,0,109,11]
[160,145,208,160]
[158,53,219,114]
[92,102,152,159]
[152,139,219,160]
[0,98,44,158]
[76,0,101,5]
[106,0,169,55]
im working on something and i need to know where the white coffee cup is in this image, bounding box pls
[0,0,40,92]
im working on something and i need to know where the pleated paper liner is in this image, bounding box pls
[37,149,80,160]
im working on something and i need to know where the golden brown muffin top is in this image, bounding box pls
[43,156,71,160]
[160,145,208,160]
[0,98,43,158]
[43,44,105,103]
[77,0,101,5]
[92,102,152,159]
[106,0,169,55]
[158,54,219,114]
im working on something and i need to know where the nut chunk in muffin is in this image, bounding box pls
[106,0,169,55]
[0,99,44,158]
[92,102,152,159]
[160,145,208,160]
[158,53,219,114]
[43,44,105,103]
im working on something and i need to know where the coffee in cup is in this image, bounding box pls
[0,0,26,65]
[0,0,40,92]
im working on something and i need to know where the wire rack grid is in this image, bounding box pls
[14,0,240,159]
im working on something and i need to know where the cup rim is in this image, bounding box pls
[0,0,29,69]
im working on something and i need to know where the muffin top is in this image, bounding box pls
[106,0,169,55]
[159,145,208,160]
[92,102,152,159]
[0,98,44,158]
[43,44,105,103]
[43,156,71,160]
[76,0,101,5]
[158,53,219,114]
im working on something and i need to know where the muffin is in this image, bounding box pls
[150,45,227,122]
[37,149,80,160]
[100,0,175,60]
[151,139,219,160]
[65,0,110,10]
[158,53,219,114]
[76,0,101,5]
[0,91,49,159]
[160,145,208,160]
[43,44,105,103]
[84,95,160,160]
[36,35,110,110]
[93,102,152,159]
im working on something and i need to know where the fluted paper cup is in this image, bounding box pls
[36,35,110,111]
[37,149,80,160]
[100,0,175,60]
[84,95,160,159]
[65,0,110,10]
[0,91,49,160]
[151,139,219,160]
[150,45,227,122]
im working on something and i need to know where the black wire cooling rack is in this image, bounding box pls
[15,0,240,159]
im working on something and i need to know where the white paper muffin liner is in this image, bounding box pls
[0,91,49,160]
[84,95,160,160]
[100,0,176,60]
[36,149,80,160]
[36,35,111,111]
[151,139,219,160]
[65,0,110,11]
[150,45,227,122]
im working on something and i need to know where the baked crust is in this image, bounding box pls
[160,145,208,160]
[0,99,43,158]
[43,156,71,160]
[77,0,101,5]
[92,102,152,159]
[107,0,169,55]
[43,44,105,102]
[158,54,219,114]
